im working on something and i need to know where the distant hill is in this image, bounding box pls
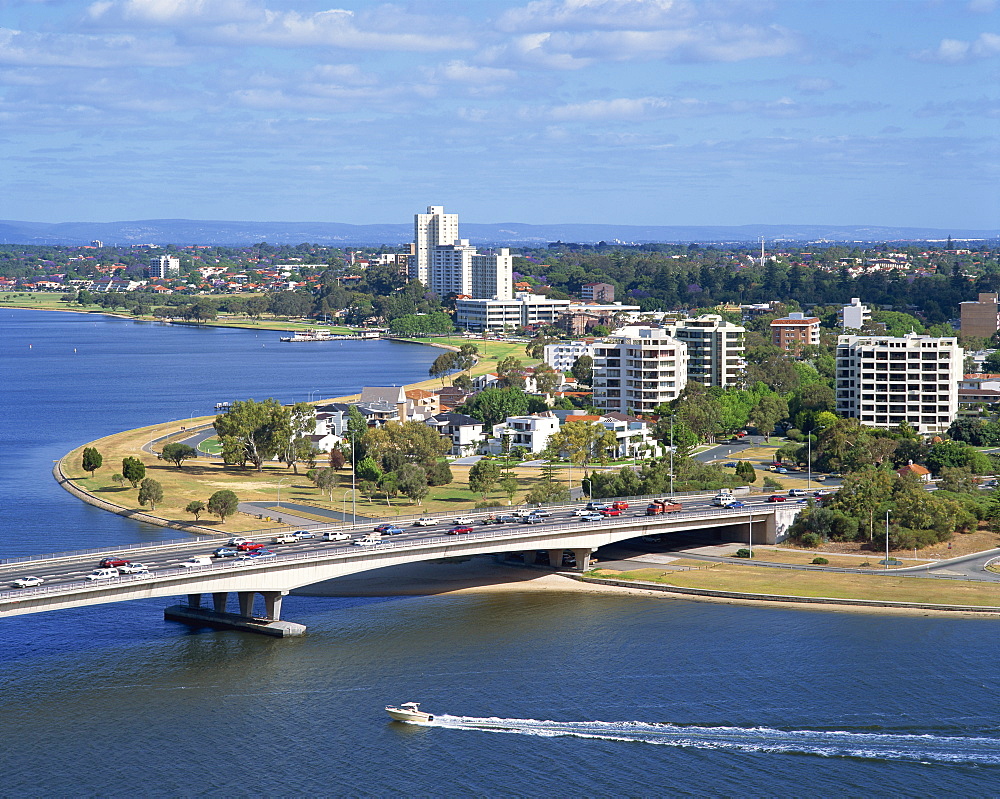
[0,218,995,247]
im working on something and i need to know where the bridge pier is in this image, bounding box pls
[547,549,563,568]
[237,591,255,618]
[573,548,593,571]
[213,592,228,613]
[262,591,287,621]
[187,593,202,609]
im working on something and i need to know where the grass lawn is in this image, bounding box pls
[743,548,933,569]
[588,564,1000,607]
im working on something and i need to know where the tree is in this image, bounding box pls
[121,456,146,488]
[112,473,125,487]
[185,500,206,521]
[546,420,618,469]
[329,448,346,470]
[362,420,450,469]
[531,363,562,396]
[468,458,502,498]
[459,387,531,429]
[82,447,103,477]
[378,472,400,505]
[500,475,520,504]
[453,373,473,392]
[207,489,239,521]
[677,391,723,442]
[926,440,992,475]
[159,442,198,468]
[426,460,453,486]
[524,479,570,505]
[570,354,593,384]
[214,398,287,471]
[313,467,339,501]
[496,356,526,389]
[396,463,429,504]
[748,394,788,441]
[276,402,317,474]
[137,478,163,510]
[356,456,384,483]
[429,351,458,382]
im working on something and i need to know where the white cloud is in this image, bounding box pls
[967,0,997,13]
[425,60,517,85]
[0,27,188,68]
[795,77,837,94]
[87,1,471,51]
[486,0,799,67]
[913,32,1000,62]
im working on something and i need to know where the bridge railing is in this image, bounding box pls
[0,504,776,604]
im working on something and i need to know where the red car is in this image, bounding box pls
[600,508,623,517]
[767,495,786,503]
[447,525,473,535]
[237,542,264,552]
[610,501,629,511]
[99,557,131,568]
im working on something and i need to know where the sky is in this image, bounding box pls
[1,0,997,229]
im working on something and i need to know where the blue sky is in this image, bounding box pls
[1,0,997,228]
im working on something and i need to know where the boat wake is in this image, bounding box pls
[427,716,1000,765]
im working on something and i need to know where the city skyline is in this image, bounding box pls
[2,0,997,229]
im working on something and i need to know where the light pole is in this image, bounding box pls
[807,434,812,490]
[349,429,358,525]
[748,505,753,559]
[342,488,358,522]
[276,478,288,509]
[669,414,675,498]
[308,389,320,403]
[885,509,891,570]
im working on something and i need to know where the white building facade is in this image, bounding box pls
[664,315,745,388]
[841,297,871,330]
[591,326,689,414]
[835,333,962,435]
[149,255,181,278]
[544,340,599,372]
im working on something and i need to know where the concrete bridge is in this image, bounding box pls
[0,501,801,636]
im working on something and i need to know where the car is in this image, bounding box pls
[87,568,120,580]
[528,509,551,517]
[99,557,130,568]
[129,569,153,579]
[610,501,630,511]
[788,489,808,497]
[448,525,474,535]
[227,537,249,547]
[723,461,738,468]
[213,547,239,558]
[453,516,475,525]
[354,535,384,546]
[725,501,747,509]
[767,495,786,503]
[641,535,662,543]
[377,526,404,536]
[12,576,43,588]
[118,563,148,573]
[180,556,213,568]
[247,549,275,559]
[321,531,352,542]
[600,508,622,517]
[829,472,843,479]
[586,502,609,512]
[374,523,397,534]
[292,530,315,540]
[777,467,788,474]
[814,475,828,482]
[497,515,519,524]
[522,514,545,524]
[580,512,604,521]
[572,508,595,517]
[237,542,264,552]
[412,517,436,526]
[272,533,298,544]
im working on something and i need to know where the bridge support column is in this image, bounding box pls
[522,550,536,566]
[237,591,255,618]
[573,548,593,571]
[187,593,202,609]
[261,591,288,621]
[212,592,228,613]
[548,549,564,567]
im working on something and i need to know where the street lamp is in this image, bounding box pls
[342,488,359,522]
[276,478,288,509]
[807,434,812,490]
[669,414,675,498]
[885,509,891,570]
[748,505,753,559]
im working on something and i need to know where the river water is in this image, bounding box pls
[2,308,999,796]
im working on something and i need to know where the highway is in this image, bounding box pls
[0,491,795,596]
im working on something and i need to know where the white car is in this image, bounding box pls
[572,508,594,517]
[580,512,604,521]
[180,556,213,568]
[118,563,148,574]
[292,530,316,540]
[412,517,436,526]
[227,537,249,547]
[86,568,120,580]
[453,516,475,525]
[12,576,43,588]
[321,531,351,542]
[354,535,384,546]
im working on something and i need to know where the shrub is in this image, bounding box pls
[785,428,803,442]
[799,532,821,548]
[734,548,752,559]
[811,556,829,565]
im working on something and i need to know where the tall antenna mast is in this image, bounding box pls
[760,236,765,263]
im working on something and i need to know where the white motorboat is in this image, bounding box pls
[385,702,434,723]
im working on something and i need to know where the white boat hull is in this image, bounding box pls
[385,706,434,723]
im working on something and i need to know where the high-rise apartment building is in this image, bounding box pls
[663,315,745,388]
[960,292,1000,339]
[412,206,458,286]
[770,312,821,353]
[841,297,871,330]
[835,333,962,435]
[591,326,688,414]
[148,255,180,279]
[411,205,512,301]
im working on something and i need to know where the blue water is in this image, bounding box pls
[2,308,999,796]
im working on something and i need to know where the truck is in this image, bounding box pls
[273,532,298,544]
[713,492,739,507]
[645,499,683,515]
[354,534,383,547]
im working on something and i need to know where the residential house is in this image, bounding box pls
[424,412,484,456]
